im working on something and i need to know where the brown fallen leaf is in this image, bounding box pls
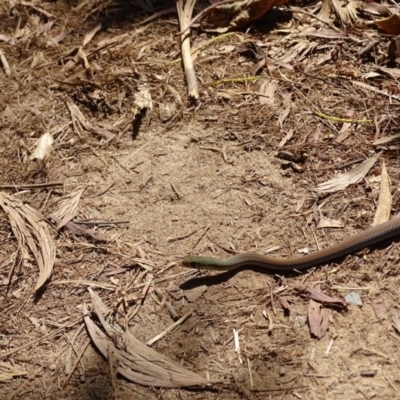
[278,295,292,312]
[201,0,285,33]
[303,285,347,309]
[375,14,400,35]
[308,298,330,339]
[50,217,106,242]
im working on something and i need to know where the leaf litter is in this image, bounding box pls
[1,0,400,397]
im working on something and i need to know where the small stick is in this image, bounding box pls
[0,182,63,189]
[0,314,85,360]
[178,0,242,36]
[167,226,204,242]
[0,49,11,76]
[146,312,192,345]
[63,339,90,387]
[247,358,254,390]
[133,6,176,27]
[73,220,129,226]
[177,0,199,100]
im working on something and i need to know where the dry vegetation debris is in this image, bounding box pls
[1,0,400,399]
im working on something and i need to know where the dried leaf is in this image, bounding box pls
[259,79,277,106]
[314,152,382,193]
[280,40,311,64]
[277,106,291,128]
[308,299,330,338]
[372,133,400,146]
[50,189,85,230]
[0,362,27,382]
[278,295,291,311]
[360,2,390,16]
[318,0,357,26]
[332,0,358,26]
[201,0,282,33]
[375,14,400,35]
[84,289,219,387]
[67,101,93,133]
[392,310,400,334]
[377,66,400,80]
[0,192,55,291]
[29,133,54,160]
[305,286,347,308]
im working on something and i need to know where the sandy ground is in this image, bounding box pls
[0,1,400,399]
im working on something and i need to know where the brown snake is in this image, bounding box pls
[182,217,400,272]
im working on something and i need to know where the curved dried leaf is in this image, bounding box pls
[314,152,382,193]
[375,14,400,35]
[50,188,84,229]
[0,192,55,291]
[84,290,220,388]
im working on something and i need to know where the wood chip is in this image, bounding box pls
[304,285,347,309]
[184,285,207,302]
[373,161,391,226]
[370,299,387,319]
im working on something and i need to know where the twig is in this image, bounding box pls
[358,39,380,57]
[0,315,85,360]
[63,339,91,387]
[0,182,63,189]
[0,49,11,76]
[133,6,176,26]
[292,8,341,31]
[167,226,204,242]
[178,0,242,35]
[177,0,199,100]
[146,312,192,345]
[73,220,130,226]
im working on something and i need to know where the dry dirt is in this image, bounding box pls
[1,1,400,399]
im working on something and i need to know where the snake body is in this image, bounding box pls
[182,217,400,272]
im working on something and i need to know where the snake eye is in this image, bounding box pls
[189,262,198,268]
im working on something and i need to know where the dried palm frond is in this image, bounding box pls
[0,192,55,291]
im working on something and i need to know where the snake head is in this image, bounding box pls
[182,256,200,269]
